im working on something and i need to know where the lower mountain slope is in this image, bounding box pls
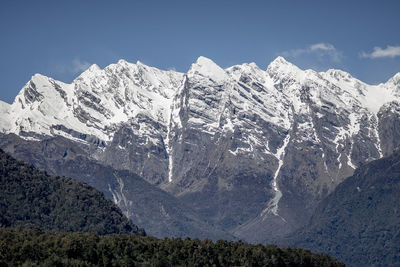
[0,149,145,236]
[0,133,232,240]
[283,149,400,266]
[0,227,344,267]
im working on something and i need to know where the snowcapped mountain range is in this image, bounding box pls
[0,59,182,142]
[1,56,400,242]
[3,56,399,144]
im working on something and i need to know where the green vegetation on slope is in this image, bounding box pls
[0,227,343,267]
[0,149,145,236]
[0,134,233,240]
[286,149,400,266]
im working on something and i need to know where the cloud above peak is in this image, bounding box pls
[280,43,342,63]
[71,58,91,73]
[360,45,400,59]
[54,58,92,77]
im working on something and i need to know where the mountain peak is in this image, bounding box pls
[77,64,101,80]
[87,64,101,72]
[26,74,53,89]
[387,72,400,85]
[271,56,290,65]
[267,56,298,70]
[31,73,49,80]
[195,56,218,67]
[135,60,153,70]
[189,56,228,83]
[248,62,258,68]
[117,59,129,66]
[266,56,304,81]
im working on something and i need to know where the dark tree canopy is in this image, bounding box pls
[0,228,343,267]
[0,149,145,236]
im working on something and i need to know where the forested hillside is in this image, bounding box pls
[0,228,344,266]
[0,149,145,236]
[285,150,400,266]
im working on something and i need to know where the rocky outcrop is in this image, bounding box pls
[378,101,400,156]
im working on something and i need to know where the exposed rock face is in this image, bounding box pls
[0,56,399,242]
[101,115,170,185]
[378,101,400,157]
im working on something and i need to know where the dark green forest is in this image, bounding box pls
[0,149,144,236]
[0,228,344,266]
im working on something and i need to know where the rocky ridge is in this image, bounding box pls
[1,56,399,242]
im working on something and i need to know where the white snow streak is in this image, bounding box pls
[347,142,357,169]
[261,133,291,218]
[371,114,383,158]
[108,176,132,218]
[168,155,173,183]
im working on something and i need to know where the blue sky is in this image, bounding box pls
[1,0,399,103]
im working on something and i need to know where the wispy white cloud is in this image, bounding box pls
[280,43,342,63]
[310,43,334,51]
[55,58,91,75]
[71,58,91,73]
[360,45,400,59]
